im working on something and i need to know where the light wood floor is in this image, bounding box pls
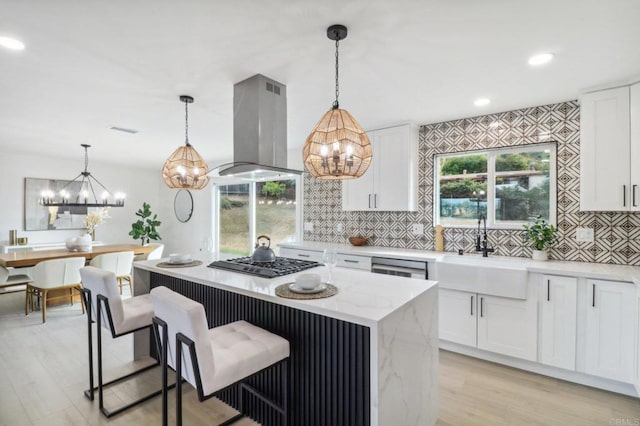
[1,291,638,425]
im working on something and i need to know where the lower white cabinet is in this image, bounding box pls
[278,247,324,263]
[439,288,537,361]
[539,275,577,370]
[439,288,477,347]
[584,279,636,383]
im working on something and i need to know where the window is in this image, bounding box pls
[435,143,556,228]
[216,177,301,257]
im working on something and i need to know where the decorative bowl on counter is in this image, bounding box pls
[65,234,92,252]
[348,236,368,246]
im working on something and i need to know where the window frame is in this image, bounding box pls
[213,176,302,258]
[433,143,557,229]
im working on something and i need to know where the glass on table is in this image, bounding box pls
[322,248,338,284]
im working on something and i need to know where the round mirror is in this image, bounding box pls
[174,190,193,223]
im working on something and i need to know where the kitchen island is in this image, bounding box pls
[133,260,438,426]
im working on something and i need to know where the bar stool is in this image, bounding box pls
[150,286,290,426]
[79,266,170,417]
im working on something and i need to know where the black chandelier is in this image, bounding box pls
[40,144,125,207]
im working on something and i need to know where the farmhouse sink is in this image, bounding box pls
[434,255,528,299]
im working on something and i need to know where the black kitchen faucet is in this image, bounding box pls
[475,215,495,257]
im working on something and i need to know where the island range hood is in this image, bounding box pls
[208,74,305,181]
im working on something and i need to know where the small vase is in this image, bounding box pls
[532,249,548,261]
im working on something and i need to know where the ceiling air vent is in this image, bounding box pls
[110,126,139,134]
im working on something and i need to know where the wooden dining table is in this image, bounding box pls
[0,244,157,268]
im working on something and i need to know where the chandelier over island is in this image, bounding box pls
[303,24,372,180]
[162,95,209,190]
[40,144,125,207]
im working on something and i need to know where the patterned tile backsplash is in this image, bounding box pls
[303,100,640,266]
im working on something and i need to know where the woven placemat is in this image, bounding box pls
[156,260,203,268]
[275,283,338,300]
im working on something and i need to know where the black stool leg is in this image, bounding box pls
[176,340,183,426]
[282,359,288,426]
[83,290,95,401]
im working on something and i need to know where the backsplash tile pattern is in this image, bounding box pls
[303,100,640,265]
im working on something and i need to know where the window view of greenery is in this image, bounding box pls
[219,180,297,256]
[437,145,553,227]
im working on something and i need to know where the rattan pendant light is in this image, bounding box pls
[303,24,372,180]
[162,95,209,189]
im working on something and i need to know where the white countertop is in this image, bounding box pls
[134,260,437,327]
[279,241,640,285]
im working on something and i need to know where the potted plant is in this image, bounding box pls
[522,216,557,261]
[129,202,161,246]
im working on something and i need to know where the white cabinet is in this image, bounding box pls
[439,289,477,347]
[477,294,537,361]
[342,124,418,211]
[583,279,636,383]
[336,253,371,271]
[439,288,537,361]
[580,83,640,211]
[278,247,324,263]
[539,275,577,370]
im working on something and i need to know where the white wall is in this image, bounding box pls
[0,151,161,247]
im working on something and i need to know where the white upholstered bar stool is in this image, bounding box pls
[89,251,134,295]
[25,257,85,323]
[79,266,168,417]
[150,286,290,426]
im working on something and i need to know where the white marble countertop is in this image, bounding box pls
[134,260,437,327]
[278,241,640,285]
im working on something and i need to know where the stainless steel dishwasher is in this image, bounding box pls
[371,257,428,279]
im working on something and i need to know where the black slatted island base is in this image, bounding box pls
[133,261,438,425]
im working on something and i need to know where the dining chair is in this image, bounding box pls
[89,251,134,295]
[0,265,32,294]
[151,286,290,426]
[25,257,85,323]
[134,243,164,262]
[79,266,169,417]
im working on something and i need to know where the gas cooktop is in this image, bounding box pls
[207,256,322,278]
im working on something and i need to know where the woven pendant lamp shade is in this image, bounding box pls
[162,144,209,189]
[303,107,372,179]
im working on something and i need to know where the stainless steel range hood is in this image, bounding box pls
[209,74,304,181]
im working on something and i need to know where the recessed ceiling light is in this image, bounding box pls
[528,53,554,66]
[0,36,25,51]
[474,98,490,107]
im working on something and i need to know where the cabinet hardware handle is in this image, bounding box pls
[368,194,372,209]
[480,297,484,317]
[623,185,627,207]
[344,259,358,264]
[297,254,310,258]
[471,295,474,316]
[634,185,638,207]
[592,283,596,307]
[547,279,550,301]
[374,194,378,208]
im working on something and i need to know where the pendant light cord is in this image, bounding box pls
[184,99,191,147]
[333,35,340,109]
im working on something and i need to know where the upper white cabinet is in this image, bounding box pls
[580,83,640,211]
[342,124,418,211]
[583,279,636,383]
[539,275,577,370]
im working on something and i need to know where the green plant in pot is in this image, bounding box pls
[129,202,161,246]
[522,216,557,261]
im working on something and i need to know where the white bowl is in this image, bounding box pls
[169,253,192,264]
[295,273,321,290]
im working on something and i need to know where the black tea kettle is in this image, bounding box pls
[251,235,277,263]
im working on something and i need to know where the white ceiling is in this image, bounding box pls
[1,0,639,170]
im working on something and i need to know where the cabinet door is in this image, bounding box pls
[579,87,631,211]
[374,125,417,211]
[439,289,477,346]
[539,275,577,370]
[341,166,374,211]
[584,280,636,383]
[631,82,640,212]
[477,295,537,361]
